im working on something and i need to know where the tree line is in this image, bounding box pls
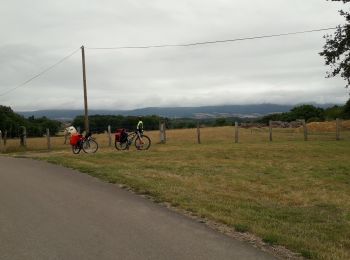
[2,99,350,138]
[0,105,61,138]
[258,100,350,124]
[71,114,253,132]
[72,115,162,133]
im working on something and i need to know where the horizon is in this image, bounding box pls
[13,101,344,113]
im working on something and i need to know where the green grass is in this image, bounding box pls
[262,234,279,245]
[233,223,249,233]
[9,127,350,259]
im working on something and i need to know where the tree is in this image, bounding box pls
[343,98,350,118]
[215,118,226,126]
[320,0,350,87]
[0,105,61,137]
[289,105,325,122]
[324,105,344,119]
[258,105,325,123]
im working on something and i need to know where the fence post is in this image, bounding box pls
[108,125,112,147]
[159,121,166,144]
[197,121,201,144]
[4,130,7,150]
[336,118,341,141]
[302,119,308,141]
[235,122,239,143]
[64,130,68,144]
[0,131,3,152]
[46,128,51,150]
[163,122,167,143]
[20,126,27,147]
[269,120,273,142]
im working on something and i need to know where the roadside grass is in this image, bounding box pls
[5,127,350,259]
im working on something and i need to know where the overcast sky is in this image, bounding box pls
[0,0,349,111]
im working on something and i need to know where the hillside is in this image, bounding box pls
[17,104,335,121]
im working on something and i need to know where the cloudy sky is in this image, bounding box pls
[0,0,349,111]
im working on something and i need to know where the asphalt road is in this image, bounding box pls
[0,156,275,260]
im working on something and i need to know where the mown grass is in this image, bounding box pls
[5,127,350,259]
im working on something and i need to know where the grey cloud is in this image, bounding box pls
[0,0,349,111]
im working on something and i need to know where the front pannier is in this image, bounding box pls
[70,134,82,146]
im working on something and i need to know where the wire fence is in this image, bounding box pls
[0,119,349,153]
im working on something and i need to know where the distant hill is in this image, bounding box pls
[17,104,336,121]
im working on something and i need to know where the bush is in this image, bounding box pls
[307,117,321,123]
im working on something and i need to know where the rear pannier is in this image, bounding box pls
[115,129,127,142]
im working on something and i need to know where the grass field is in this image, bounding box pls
[3,126,350,259]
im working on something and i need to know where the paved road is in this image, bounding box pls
[0,156,275,260]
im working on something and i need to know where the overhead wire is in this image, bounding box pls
[0,26,339,97]
[0,48,81,97]
[87,27,338,50]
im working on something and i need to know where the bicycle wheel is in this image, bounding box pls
[115,140,128,150]
[82,139,98,153]
[135,135,151,150]
[72,145,81,154]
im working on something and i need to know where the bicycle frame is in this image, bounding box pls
[127,132,138,144]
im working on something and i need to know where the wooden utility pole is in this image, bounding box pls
[81,46,89,133]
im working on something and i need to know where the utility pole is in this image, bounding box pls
[81,45,89,133]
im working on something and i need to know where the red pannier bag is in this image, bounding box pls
[115,129,126,142]
[70,134,82,146]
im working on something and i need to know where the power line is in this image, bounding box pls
[0,26,338,97]
[0,48,80,97]
[87,26,338,50]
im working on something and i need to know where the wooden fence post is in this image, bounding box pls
[235,122,239,143]
[336,118,341,141]
[20,127,27,147]
[163,122,166,143]
[269,120,273,142]
[302,119,308,141]
[159,121,166,144]
[4,130,7,150]
[108,125,112,147]
[46,128,51,150]
[64,131,68,144]
[0,131,3,152]
[197,121,201,144]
